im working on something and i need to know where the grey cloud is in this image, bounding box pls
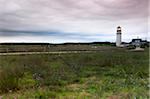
[0,0,148,42]
[0,29,113,37]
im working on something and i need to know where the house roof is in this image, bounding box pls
[132,39,142,42]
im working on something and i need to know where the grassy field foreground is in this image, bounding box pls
[0,48,149,98]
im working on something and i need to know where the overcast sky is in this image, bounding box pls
[0,0,149,43]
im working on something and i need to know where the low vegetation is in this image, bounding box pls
[0,47,149,98]
[0,44,116,53]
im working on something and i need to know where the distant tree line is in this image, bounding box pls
[0,42,115,46]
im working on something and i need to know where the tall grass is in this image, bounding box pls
[0,48,149,98]
[0,64,24,93]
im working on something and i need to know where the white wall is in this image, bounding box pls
[116,33,121,46]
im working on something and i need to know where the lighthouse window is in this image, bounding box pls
[135,40,140,43]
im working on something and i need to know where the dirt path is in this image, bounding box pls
[0,51,94,56]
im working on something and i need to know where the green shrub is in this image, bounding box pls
[127,45,136,49]
[0,65,24,93]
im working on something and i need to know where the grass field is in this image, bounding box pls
[0,44,116,53]
[0,47,149,98]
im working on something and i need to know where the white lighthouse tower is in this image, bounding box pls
[116,26,122,47]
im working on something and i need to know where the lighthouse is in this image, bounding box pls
[116,26,122,47]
